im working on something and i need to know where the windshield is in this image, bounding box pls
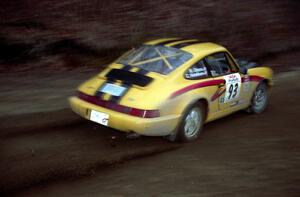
[117,45,193,75]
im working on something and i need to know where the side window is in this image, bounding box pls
[225,53,238,72]
[205,52,231,77]
[185,60,209,80]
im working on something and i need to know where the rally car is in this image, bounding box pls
[69,38,273,142]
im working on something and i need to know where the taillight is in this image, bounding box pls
[144,110,160,118]
[77,91,160,118]
[129,108,145,117]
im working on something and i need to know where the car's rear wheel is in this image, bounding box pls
[248,82,268,114]
[167,102,204,142]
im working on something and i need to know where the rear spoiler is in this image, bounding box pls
[106,68,153,87]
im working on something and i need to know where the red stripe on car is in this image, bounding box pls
[170,75,265,99]
[242,75,264,83]
[210,88,226,102]
[170,79,225,99]
[78,91,160,118]
[249,75,264,82]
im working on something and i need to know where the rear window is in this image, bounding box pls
[117,45,193,75]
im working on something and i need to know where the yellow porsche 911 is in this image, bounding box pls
[69,38,273,142]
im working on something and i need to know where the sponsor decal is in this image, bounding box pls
[220,97,225,104]
[238,99,247,105]
[223,73,241,103]
[230,99,247,107]
[229,101,239,107]
[185,67,208,79]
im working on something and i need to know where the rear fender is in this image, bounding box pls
[160,91,210,119]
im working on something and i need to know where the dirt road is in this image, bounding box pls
[2,71,300,196]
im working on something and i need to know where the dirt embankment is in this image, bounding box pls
[0,1,300,72]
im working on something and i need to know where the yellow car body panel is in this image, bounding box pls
[69,38,273,136]
[69,96,180,136]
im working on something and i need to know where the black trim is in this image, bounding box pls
[104,66,152,103]
[95,91,104,98]
[121,64,132,71]
[106,78,117,83]
[224,53,239,72]
[204,52,237,77]
[184,60,210,80]
[171,41,201,49]
[96,79,118,100]
[136,68,149,75]
[95,82,108,98]
[106,69,153,87]
[109,83,131,103]
[110,95,122,103]
[203,59,213,77]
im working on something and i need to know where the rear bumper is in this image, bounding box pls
[69,96,180,136]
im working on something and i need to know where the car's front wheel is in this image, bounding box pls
[167,102,204,142]
[248,82,268,114]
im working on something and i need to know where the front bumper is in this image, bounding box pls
[69,96,180,136]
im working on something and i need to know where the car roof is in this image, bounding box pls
[144,38,227,58]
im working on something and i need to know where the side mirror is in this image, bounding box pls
[239,66,248,75]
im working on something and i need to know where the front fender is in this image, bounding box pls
[248,66,274,86]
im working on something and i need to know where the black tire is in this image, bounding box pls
[248,82,268,114]
[167,102,205,142]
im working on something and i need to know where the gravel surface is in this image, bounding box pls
[0,69,298,196]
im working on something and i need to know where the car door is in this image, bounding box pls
[204,52,245,112]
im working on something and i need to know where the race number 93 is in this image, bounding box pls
[224,73,241,103]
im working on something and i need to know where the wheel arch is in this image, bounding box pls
[262,78,272,88]
[166,96,209,142]
[175,96,209,123]
[196,98,209,122]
